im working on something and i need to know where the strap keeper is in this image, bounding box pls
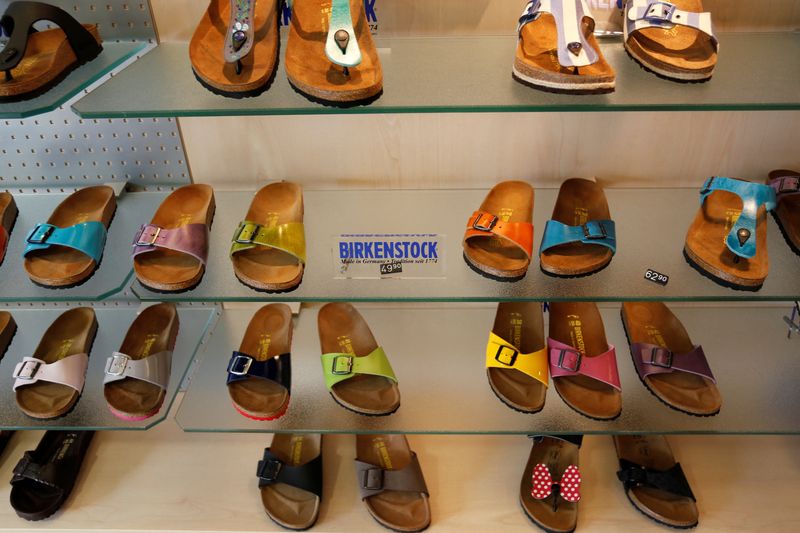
[556,348,582,372]
[643,1,677,23]
[331,355,353,375]
[362,468,384,491]
[235,223,261,244]
[26,224,55,245]
[582,221,607,240]
[227,354,253,376]
[472,213,499,232]
[14,360,41,380]
[647,347,673,368]
[105,353,130,376]
[134,225,161,246]
[257,458,283,482]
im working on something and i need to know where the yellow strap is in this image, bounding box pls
[485,332,549,387]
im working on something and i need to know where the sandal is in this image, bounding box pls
[768,169,800,256]
[621,302,720,416]
[463,181,534,281]
[513,0,615,94]
[540,178,616,277]
[624,0,718,82]
[227,303,292,421]
[684,177,776,291]
[230,182,306,292]
[0,191,18,266]
[12,307,96,419]
[548,302,622,420]
[614,435,699,528]
[10,430,94,521]
[257,433,323,530]
[318,303,400,416]
[285,0,383,105]
[23,185,116,288]
[0,1,103,102]
[355,434,431,532]
[486,302,549,413]
[0,310,17,361]
[103,303,179,421]
[133,184,215,293]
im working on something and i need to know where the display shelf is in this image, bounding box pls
[72,32,800,118]
[0,304,218,431]
[176,303,800,435]
[131,188,800,303]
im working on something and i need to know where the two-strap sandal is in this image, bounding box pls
[0,310,17,362]
[0,191,18,266]
[768,169,800,256]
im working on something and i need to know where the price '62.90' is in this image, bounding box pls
[644,269,669,286]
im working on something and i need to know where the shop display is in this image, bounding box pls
[227,303,292,421]
[0,310,17,361]
[768,169,800,256]
[0,191,18,266]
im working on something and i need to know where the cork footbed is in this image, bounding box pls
[463,181,534,279]
[488,302,547,413]
[285,0,383,104]
[540,178,613,277]
[769,169,800,255]
[189,0,279,95]
[0,192,18,265]
[232,182,305,291]
[318,303,400,415]
[684,179,769,289]
[134,184,215,292]
[548,302,621,420]
[228,303,292,420]
[261,433,322,530]
[520,437,579,533]
[16,307,96,419]
[621,302,721,416]
[614,435,699,528]
[24,186,116,287]
[0,311,17,361]
[104,303,179,419]
[356,434,431,532]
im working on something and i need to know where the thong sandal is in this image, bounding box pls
[513,0,615,94]
[227,303,292,421]
[621,302,721,416]
[0,192,18,266]
[0,310,17,361]
[133,184,215,293]
[13,307,96,420]
[23,186,116,288]
[548,302,622,420]
[231,182,306,292]
[103,303,179,421]
[285,0,383,105]
[318,303,400,416]
[684,177,776,291]
[768,169,800,256]
[624,0,718,82]
[355,434,431,533]
[540,178,616,277]
[0,1,102,102]
[257,433,323,530]
[486,302,549,414]
[614,435,699,529]
[463,181,534,281]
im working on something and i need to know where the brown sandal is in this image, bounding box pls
[768,169,800,256]
[0,192,18,266]
[0,311,17,361]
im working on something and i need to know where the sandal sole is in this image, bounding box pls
[682,247,763,292]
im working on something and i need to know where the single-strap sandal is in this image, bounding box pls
[520,435,583,533]
[355,434,431,533]
[190,0,279,97]
[463,181,534,281]
[227,303,292,421]
[318,303,400,416]
[540,178,616,277]
[133,184,216,293]
[624,0,718,82]
[12,307,96,420]
[548,302,622,420]
[0,1,102,102]
[103,303,179,421]
[0,191,19,266]
[9,430,94,521]
[285,0,383,106]
[684,177,776,291]
[614,435,699,529]
[621,302,720,416]
[23,185,116,288]
[486,302,549,414]
[257,433,323,530]
[0,310,17,361]
[513,0,615,94]
[768,169,800,256]
[231,182,306,292]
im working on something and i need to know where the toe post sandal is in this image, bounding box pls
[0,191,19,266]
[768,169,800,256]
[684,177,776,291]
[0,310,17,361]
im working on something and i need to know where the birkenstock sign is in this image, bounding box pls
[333,234,445,279]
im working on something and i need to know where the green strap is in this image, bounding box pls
[229,220,306,264]
[321,347,397,390]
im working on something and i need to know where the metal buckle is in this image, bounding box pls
[14,360,41,380]
[362,468,384,491]
[227,354,253,376]
[648,347,673,368]
[495,345,518,367]
[556,349,582,372]
[235,223,260,244]
[105,354,130,376]
[472,213,498,232]
[582,222,607,240]
[258,459,283,482]
[135,225,161,246]
[644,1,676,22]
[331,355,353,375]
[26,224,54,245]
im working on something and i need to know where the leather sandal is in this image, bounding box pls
[318,303,400,416]
[621,302,721,416]
[23,186,116,288]
[355,434,431,533]
[487,302,548,414]
[768,169,800,256]
[0,191,18,266]
[227,303,292,421]
[0,310,17,362]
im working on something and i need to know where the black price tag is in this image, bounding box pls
[644,268,669,286]
[379,261,403,276]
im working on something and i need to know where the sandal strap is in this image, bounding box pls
[257,448,323,497]
[547,337,621,391]
[23,222,107,263]
[355,452,429,500]
[320,347,397,390]
[486,332,548,387]
[540,219,616,254]
[132,223,210,265]
[229,220,306,264]
[226,350,291,391]
[517,0,599,68]
[13,354,88,393]
[617,459,696,501]
[625,0,718,50]
[224,0,256,64]
[630,342,716,383]
[463,211,533,258]
[103,350,171,390]
[769,174,800,198]
[325,0,362,68]
[0,226,8,263]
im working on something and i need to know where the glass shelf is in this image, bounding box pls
[72,33,800,118]
[0,42,146,119]
[131,188,800,303]
[176,303,800,435]
[0,304,218,431]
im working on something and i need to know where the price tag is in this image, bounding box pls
[644,268,669,286]
[379,261,403,276]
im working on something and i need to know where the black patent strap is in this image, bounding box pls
[617,459,696,501]
[225,351,291,392]
[528,434,584,448]
[256,449,323,497]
